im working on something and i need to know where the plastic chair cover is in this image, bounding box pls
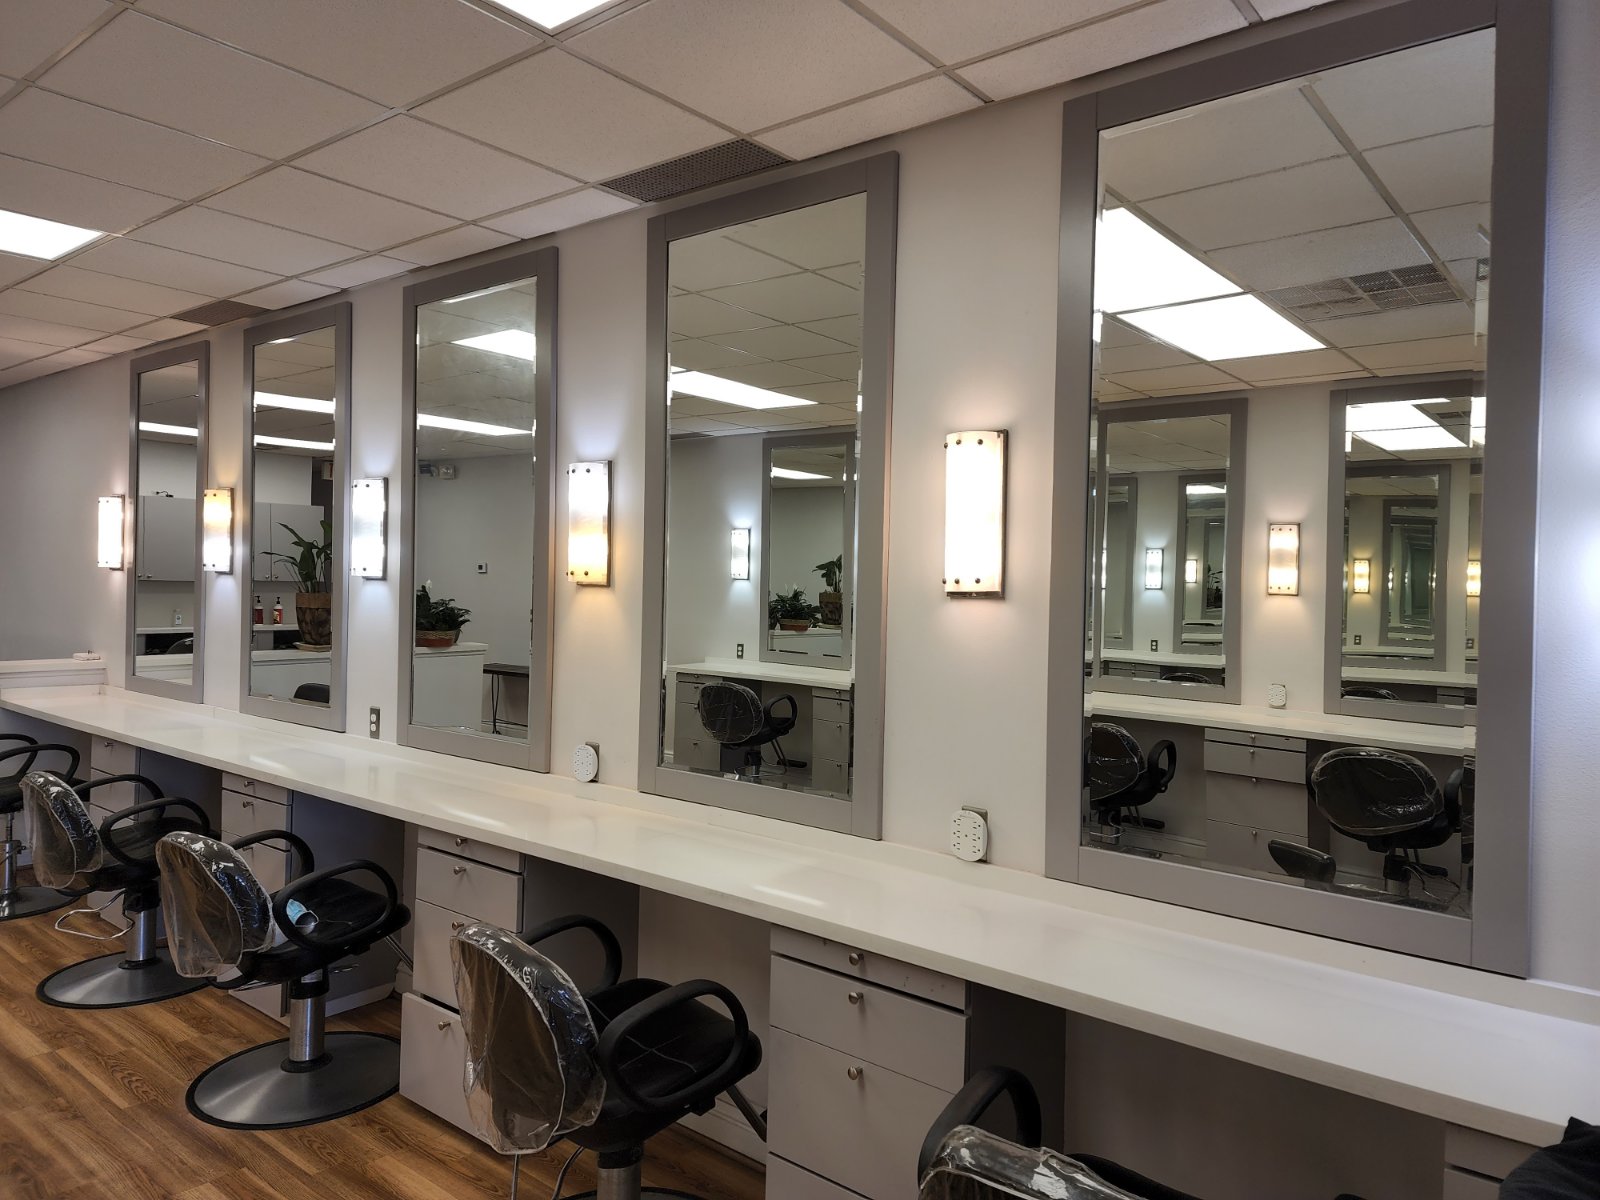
[451,922,606,1155]
[696,682,764,744]
[1310,745,1443,839]
[1085,723,1144,803]
[20,771,103,889]
[920,1127,1150,1200]
[155,831,276,979]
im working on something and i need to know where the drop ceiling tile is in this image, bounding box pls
[669,294,776,339]
[1250,0,1345,14]
[205,168,455,252]
[0,89,269,199]
[1098,340,1196,374]
[708,324,854,360]
[771,380,859,406]
[296,117,572,221]
[1364,127,1493,215]
[0,252,44,288]
[0,335,57,369]
[569,0,928,131]
[714,361,833,390]
[669,235,795,292]
[417,50,725,183]
[1207,217,1425,292]
[134,206,360,275]
[1102,363,1238,392]
[0,0,110,77]
[0,153,173,231]
[1211,348,1363,382]
[138,0,539,107]
[0,313,98,348]
[854,0,1136,63]
[1141,155,1389,251]
[957,0,1246,102]
[387,225,517,268]
[0,359,70,388]
[1309,29,1492,151]
[784,351,861,380]
[482,188,636,240]
[665,338,762,372]
[0,289,149,333]
[1411,203,1490,264]
[704,273,860,324]
[1140,379,1245,397]
[234,279,340,310]
[126,316,207,342]
[726,195,866,268]
[818,263,862,288]
[670,416,740,435]
[17,265,210,316]
[72,238,278,296]
[757,77,980,161]
[1346,333,1481,370]
[78,332,152,355]
[1316,303,1476,349]
[303,256,414,290]
[799,316,860,347]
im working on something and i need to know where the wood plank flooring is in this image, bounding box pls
[0,893,766,1200]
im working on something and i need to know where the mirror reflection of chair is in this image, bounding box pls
[1161,671,1211,685]
[1085,723,1176,838]
[695,681,797,779]
[165,636,194,655]
[21,769,212,1007]
[1341,684,1399,701]
[293,682,331,705]
[0,739,81,921]
[450,915,765,1200]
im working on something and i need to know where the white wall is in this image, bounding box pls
[666,433,763,665]
[253,451,313,505]
[1129,470,1179,652]
[769,486,846,605]
[137,438,197,498]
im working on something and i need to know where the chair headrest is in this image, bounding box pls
[1309,746,1444,838]
[20,771,102,890]
[920,1126,1159,1200]
[1084,723,1144,802]
[450,923,606,1154]
[696,682,764,744]
[155,831,276,979]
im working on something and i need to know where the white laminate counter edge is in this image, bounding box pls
[0,684,1591,1145]
[0,659,109,688]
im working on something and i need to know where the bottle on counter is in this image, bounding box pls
[272,596,284,625]
[253,595,264,625]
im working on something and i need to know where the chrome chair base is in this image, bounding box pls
[36,946,206,1009]
[185,1031,400,1130]
[0,884,72,922]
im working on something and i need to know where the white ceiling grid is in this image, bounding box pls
[0,0,1345,391]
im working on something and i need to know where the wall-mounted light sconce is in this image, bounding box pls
[730,527,751,580]
[1350,557,1371,595]
[202,487,234,574]
[1267,523,1300,595]
[943,429,1007,598]
[567,461,611,586]
[350,477,388,579]
[1144,547,1164,590]
[1466,559,1481,598]
[97,495,125,570]
[1184,557,1198,585]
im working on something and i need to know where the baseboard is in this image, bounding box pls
[675,1095,767,1165]
[326,980,394,1017]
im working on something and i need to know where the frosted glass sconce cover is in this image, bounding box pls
[568,461,611,586]
[730,527,751,580]
[1267,523,1300,595]
[1466,559,1481,598]
[1351,557,1371,594]
[97,495,124,570]
[350,477,388,579]
[1144,547,1163,590]
[202,487,234,573]
[943,429,1006,597]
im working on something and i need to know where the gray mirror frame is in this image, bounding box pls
[638,152,898,837]
[125,341,209,703]
[1173,470,1228,652]
[759,430,856,673]
[1044,0,1548,975]
[1099,474,1137,651]
[397,247,558,771]
[238,302,352,733]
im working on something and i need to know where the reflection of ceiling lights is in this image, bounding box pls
[254,435,335,451]
[254,392,334,413]
[443,282,524,304]
[1345,400,1464,453]
[1185,483,1225,495]
[481,0,618,30]
[139,421,198,438]
[453,330,537,361]
[771,467,831,480]
[1095,208,1238,314]
[1471,395,1486,445]
[0,207,104,260]
[671,369,816,411]
[1121,294,1321,361]
[417,414,531,436]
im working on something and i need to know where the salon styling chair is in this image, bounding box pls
[21,769,212,1008]
[0,738,81,921]
[1341,685,1399,701]
[292,682,331,705]
[1160,671,1212,685]
[1085,723,1176,836]
[695,681,797,779]
[450,915,765,1200]
[155,828,409,1129]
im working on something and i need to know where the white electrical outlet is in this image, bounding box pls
[573,742,600,783]
[1267,682,1288,709]
[950,807,989,863]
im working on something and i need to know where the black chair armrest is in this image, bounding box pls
[764,693,798,733]
[0,734,36,747]
[917,1066,1042,1181]
[1146,741,1177,792]
[99,792,209,866]
[76,773,164,802]
[519,914,622,991]
[0,741,81,780]
[596,979,753,1115]
[272,860,399,955]
[230,830,315,881]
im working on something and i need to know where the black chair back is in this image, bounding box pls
[1309,746,1444,840]
[697,682,765,744]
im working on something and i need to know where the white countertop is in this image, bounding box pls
[0,684,1587,1146]
[1099,649,1226,668]
[1344,664,1479,688]
[0,657,108,688]
[672,657,853,689]
[135,626,194,636]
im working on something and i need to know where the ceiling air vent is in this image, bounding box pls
[1266,263,1462,322]
[171,299,268,326]
[602,139,789,204]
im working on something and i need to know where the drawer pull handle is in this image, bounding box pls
[437,1020,452,1032]
[847,991,862,1005]
[452,866,468,876]
[847,951,863,967]
[454,837,468,847]
[846,1066,863,1082]
[451,921,465,932]
[242,799,254,808]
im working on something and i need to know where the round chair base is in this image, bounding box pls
[36,948,206,1009]
[186,1032,400,1131]
[563,1190,703,1199]
[0,885,73,922]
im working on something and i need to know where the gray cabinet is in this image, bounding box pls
[251,501,323,584]
[135,495,196,581]
[1203,728,1308,875]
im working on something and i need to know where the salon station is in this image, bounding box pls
[0,1,1597,1198]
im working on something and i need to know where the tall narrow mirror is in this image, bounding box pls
[401,249,557,770]
[127,344,207,701]
[241,305,350,732]
[641,155,897,836]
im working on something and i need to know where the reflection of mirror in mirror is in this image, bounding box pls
[411,277,539,740]
[133,361,201,687]
[248,327,337,709]
[660,192,864,800]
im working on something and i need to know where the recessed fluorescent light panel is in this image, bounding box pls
[139,421,199,438]
[770,466,830,481]
[254,435,336,451]
[0,207,104,260]
[417,414,531,436]
[482,0,620,30]
[1120,294,1322,361]
[671,369,816,412]
[1095,208,1239,314]
[1345,401,1465,453]
[254,392,335,413]
[453,330,537,362]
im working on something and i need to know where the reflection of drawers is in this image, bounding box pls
[812,718,849,763]
[673,703,721,771]
[1204,740,1305,785]
[813,695,851,723]
[1205,774,1306,836]
[811,759,849,794]
[810,688,852,796]
[1207,819,1306,875]
[675,673,719,706]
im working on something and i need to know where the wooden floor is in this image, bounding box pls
[0,890,767,1200]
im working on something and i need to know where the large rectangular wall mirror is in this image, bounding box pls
[399,248,557,770]
[240,304,351,732]
[640,155,897,836]
[126,343,208,701]
[1048,0,1547,973]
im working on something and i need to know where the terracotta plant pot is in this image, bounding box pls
[415,629,460,649]
[818,590,843,626]
[779,620,811,633]
[294,592,333,646]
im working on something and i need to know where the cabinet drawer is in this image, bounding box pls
[676,679,708,705]
[813,696,851,724]
[767,1156,862,1200]
[234,842,288,893]
[771,956,965,1091]
[413,898,472,1008]
[769,1029,952,1200]
[87,773,138,815]
[674,715,722,771]
[812,719,850,764]
[1204,740,1305,785]
[416,846,521,927]
[1206,820,1306,876]
[1445,1126,1538,1181]
[773,929,965,1010]
[90,737,136,776]
[811,759,849,795]
[222,790,290,840]
[221,774,290,806]
[1204,774,1306,837]
[399,993,477,1139]
[1442,1169,1500,1200]
[1204,728,1305,754]
[418,827,521,874]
